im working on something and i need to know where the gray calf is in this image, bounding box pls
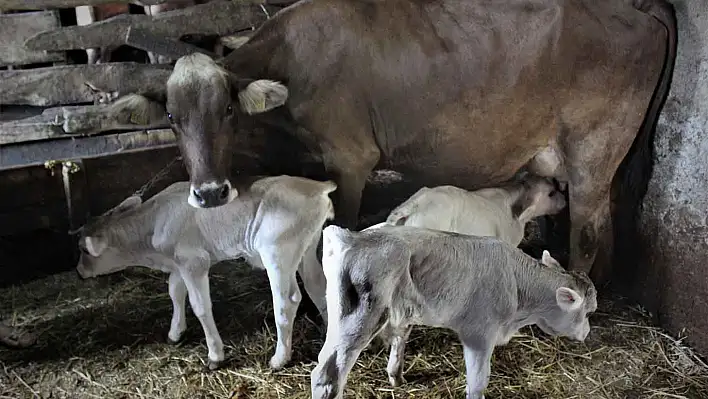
[311,225,596,399]
[75,176,335,370]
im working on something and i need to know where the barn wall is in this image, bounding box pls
[634,0,708,355]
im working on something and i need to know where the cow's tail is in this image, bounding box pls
[614,0,677,280]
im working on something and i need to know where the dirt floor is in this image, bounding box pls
[1,261,707,399]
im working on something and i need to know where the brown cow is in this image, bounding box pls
[161,0,677,277]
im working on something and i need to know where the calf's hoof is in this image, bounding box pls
[388,373,406,387]
[269,354,291,370]
[206,359,224,371]
[166,334,185,346]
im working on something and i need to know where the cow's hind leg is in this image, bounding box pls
[564,116,642,278]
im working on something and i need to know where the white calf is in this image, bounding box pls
[75,176,335,370]
[385,174,567,247]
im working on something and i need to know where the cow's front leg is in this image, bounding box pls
[180,267,225,370]
[460,338,493,399]
[167,272,188,344]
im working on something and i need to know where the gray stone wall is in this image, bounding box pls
[635,0,708,355]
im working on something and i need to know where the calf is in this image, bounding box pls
[311,225,597,399]
[75,176,335,370]
[385,174,567,247]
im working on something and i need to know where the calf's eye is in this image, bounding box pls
[167,112,173,121]
[226,104,234,115]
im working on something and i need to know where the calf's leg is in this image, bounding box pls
[311,305,386,399]
[386,324,413,387]
[261,247,303,369]
[167,272,188,344]
[298,241,328,325]
[461,338,493,399]
[180,267,225,370]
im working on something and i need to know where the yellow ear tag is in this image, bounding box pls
[256,96,267,112]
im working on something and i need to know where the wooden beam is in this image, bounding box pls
[0,62,172,106]
[0,98,169,145]
[0,129,177,171]
[124,26,218,59]
[0,10,64,67]
[0,0,166,11]
[24,0,274,52]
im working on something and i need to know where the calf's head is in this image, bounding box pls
[166,53,289,208]
[534,251,597,342]
[75,196,144,279]
[512,175,567,223]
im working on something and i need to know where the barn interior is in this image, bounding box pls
[1,1,707,398]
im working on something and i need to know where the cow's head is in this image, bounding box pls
[535,251,597,342]
[166,53,288,208]
[75,195,144,279]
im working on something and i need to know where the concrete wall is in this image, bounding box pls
[635,0,708,355]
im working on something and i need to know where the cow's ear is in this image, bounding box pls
[233,77,288,114]
[556,287,583,311]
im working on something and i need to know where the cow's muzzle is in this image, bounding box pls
[189,180,233,208]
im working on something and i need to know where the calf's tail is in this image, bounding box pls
[614,0,677,282]
[385,192,425,226]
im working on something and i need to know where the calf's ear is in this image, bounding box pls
[541,250,563,269]
[85,236,108,257]
[109,195,142,215]
[556,287,583,311]
[233,77,289,114]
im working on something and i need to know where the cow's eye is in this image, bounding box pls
[226,104,234,115]
[167,112,173,121]
[80,247,90,255]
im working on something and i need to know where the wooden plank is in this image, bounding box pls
[0,11,65,67]
[0,62,172,106]
[0,96,169,144]
[125,26,218,59]
[24,0,273,52]
[0,0,167,11]
[0,128,177,170]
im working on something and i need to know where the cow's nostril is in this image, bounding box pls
[219,185,229,201]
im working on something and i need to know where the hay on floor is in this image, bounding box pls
[1,262,707,399]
